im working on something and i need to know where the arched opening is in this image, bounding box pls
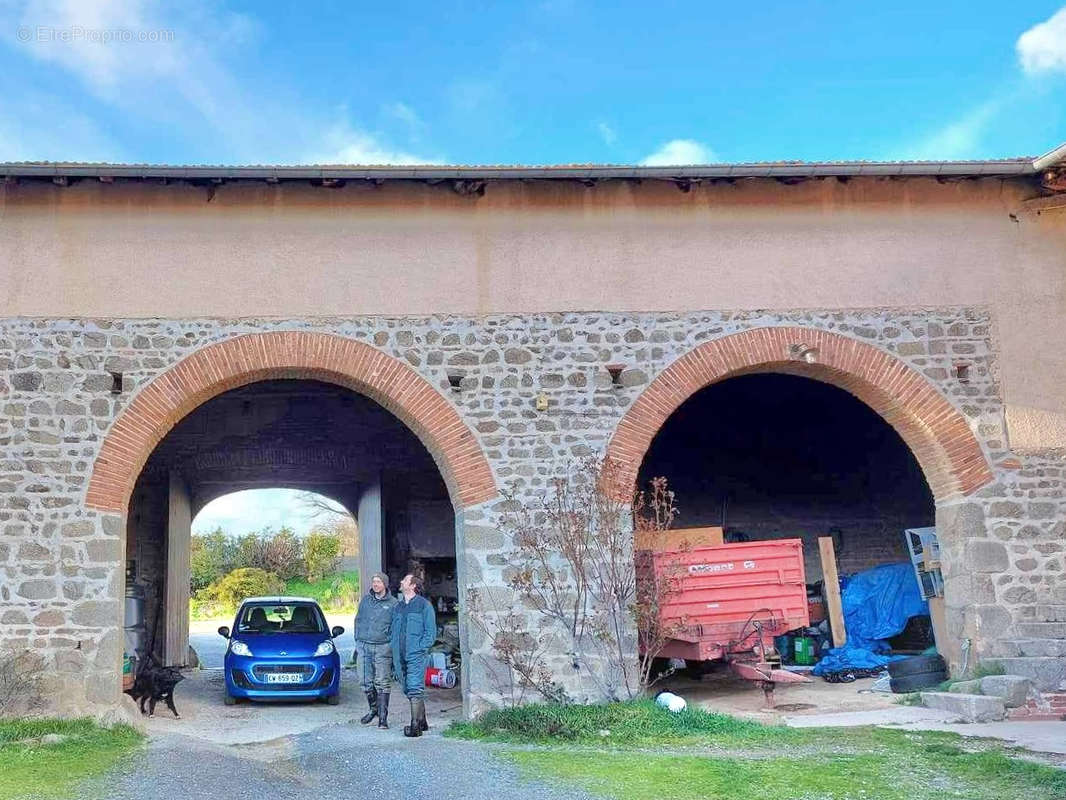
[608,327,995,677]
[123,379,459,673]
[638,373,935,582]
[87,331,496,714]
[118,379,466,725]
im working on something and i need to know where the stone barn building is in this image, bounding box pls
[1,147,1065,717]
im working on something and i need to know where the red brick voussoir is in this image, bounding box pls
[604,326,993,502]
[85,331,497,512]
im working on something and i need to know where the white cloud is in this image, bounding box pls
[0,1,440,164]
[901,101,1000,160]
[597,121,617,146]
[304,118,442,165]
[10,0,252,116]
[1018,6,1066,74]
[640,139,716,166]
[383,101,423,131]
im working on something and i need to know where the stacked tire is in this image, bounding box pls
[888,654,948,693]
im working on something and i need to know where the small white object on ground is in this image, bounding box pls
[656,692,687,712]
[869,674,892,693]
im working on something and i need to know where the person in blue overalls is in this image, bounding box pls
[391,572,437,738]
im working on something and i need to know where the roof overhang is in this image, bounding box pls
[0,158,1043,184]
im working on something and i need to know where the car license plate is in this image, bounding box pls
[266,673,302,684]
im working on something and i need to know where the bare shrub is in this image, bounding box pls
[0,650,46,716]
[259,527,304,580]
[472,458,682,703]
[632,477,685,689]
[466,586,568,707]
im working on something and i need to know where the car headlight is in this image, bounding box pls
[229,640,253,657]
[313,641,335,657]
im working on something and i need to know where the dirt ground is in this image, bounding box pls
[658,663,900,723]
[143,666,464,745]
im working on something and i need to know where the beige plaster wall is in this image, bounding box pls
[1,176,1064,449]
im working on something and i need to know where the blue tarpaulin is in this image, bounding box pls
[812,563,929,676]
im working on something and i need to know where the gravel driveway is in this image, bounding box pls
[86,722,595,800]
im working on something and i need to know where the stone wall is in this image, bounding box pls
[1,307,1064,717]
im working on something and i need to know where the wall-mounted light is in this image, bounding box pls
[447,371,465,392]
[535,392,549,412]
[788,343,819,364]
[109,372,123,394]
[605,363,625,387]
[953,361,971,384]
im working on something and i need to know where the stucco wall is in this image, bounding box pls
[1,177,1065,450]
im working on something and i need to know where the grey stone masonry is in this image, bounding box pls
[1,307,1064,716]
[979,674,1033,708]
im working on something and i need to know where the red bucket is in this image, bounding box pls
[424,667,457,689]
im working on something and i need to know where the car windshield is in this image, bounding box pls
[236,603,325,634]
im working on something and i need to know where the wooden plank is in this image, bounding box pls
[635,526,723,552]
[819,536,847,648]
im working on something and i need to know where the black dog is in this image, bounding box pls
[125,662,184,718]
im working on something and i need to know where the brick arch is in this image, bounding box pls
[606,326,993,502]
[85,331,497,512]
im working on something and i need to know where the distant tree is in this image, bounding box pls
[297,491,350,519]
[190,527,237,591]
[305,531,342,582]
[260,526,304,580]
[308,516,358,560]
[299,491,358,559]
[234,531,267,571]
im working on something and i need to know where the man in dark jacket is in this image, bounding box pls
[391,573,437,737]
[354,573,398,728]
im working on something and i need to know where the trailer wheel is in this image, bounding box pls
[648,658,674,681]
[889,670,947,693]
[684,660,712,680]
[887,655,946,678]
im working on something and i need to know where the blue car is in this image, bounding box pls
[218,596,343,705]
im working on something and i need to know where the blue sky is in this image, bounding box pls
[0,1,1064,166]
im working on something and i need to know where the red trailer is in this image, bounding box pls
[640,537,812,706]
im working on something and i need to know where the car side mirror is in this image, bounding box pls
[331,626,344,638]
[217,626,230,639]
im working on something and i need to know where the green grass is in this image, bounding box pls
[448,701,1066,800]
[447,699,794,745]
[283,570,360,613]
[0,718,142,800]
[507,745,1066,800]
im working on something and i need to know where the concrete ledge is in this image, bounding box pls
[980,675,1033,708]
[921,692,1006,723]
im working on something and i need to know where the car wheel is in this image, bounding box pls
[224,692,237,706]
[887,655,946,678]
[325,692,340,705]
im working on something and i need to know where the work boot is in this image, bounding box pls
[360,689,378,725]
[403,698,423,737]
[418,697,429,731]
[377,692,390,729]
